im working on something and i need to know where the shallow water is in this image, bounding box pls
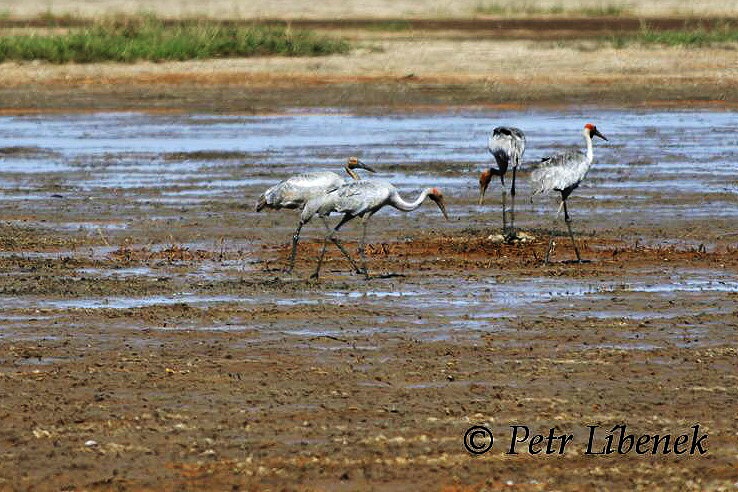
[0,266,733,342]
[0,110,735,205]
[0,109,735,348]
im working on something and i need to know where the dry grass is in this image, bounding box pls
[0,39,733,86]
[0,36,733,111]
[0,0,736,19]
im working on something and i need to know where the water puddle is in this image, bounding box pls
[621,277,738,293]
[13,356,67,366]
[0,110,734,216]
[0,294,240,310]
[0,158,71,173]
[75,266,157,277]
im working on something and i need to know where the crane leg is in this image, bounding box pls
[563,200,582,262]
[330,236,361,274]
[321,218,362,274]
[284,221,303,274]
[501,188,508,234]
[358,219,370,277]
[311,215,359,280]
[509,167,517,235]
[544,238,555,264]
[312,234,330,280]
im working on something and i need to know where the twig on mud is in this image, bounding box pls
[96,227,110,247]
[218,237,226,261]
[311,334,351,344]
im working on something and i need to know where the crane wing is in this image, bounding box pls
[333,181,390,216]
[530,149,586,194]
[488,127,526,169]
[260,171,344,209]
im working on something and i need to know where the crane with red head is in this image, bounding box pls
[530,123,608,263]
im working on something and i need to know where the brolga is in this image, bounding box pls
[299,180,449,279]
[256,156,376,273]
[478,126,526,237]
[530,123,608,263]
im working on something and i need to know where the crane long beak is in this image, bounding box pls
[356,159,377,173]
[478,170,492,205]
[433,196,449,220]
[478,185,487,206]
[593,129,608,141]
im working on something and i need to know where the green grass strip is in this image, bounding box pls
[0,16,350,63]
[611,23,738,47]
[475,1,630,17]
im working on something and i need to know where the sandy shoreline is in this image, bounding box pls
[1,62,735,114]
[1,0,737,19]
[0,16,735,113]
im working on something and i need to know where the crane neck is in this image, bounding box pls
[583,132,594,164]
[390,188,431,212]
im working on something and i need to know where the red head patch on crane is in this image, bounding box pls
[584,123,608,141]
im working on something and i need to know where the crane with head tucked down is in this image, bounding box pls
[478,126,526,237]
[299,179,449,279]
[530,123,608,263]
[256,156,376,273]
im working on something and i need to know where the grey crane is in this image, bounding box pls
[300,179,449,279]
[256,157,376,273]
[530,123,608,263]
[478,126,526,236]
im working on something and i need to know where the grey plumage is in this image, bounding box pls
[256,171,345,212]
[480,126,526,236]
[302,180,446,223]
[255,157,376,273]
[301,180,448,279]
[530,123,608,263]
[530,124,605,200]
[256,157,374,212]
[488,126,526,181]
[530,148,591,198]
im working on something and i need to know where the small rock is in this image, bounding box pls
[33,429,51,439]
[516,231,536,243]
[487,231,536,244]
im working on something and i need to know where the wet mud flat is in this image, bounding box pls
[0,110,736,489]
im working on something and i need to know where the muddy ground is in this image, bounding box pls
[0,108,735,491]
[0,12,736,489]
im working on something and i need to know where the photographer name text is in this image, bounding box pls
[464,424,708,456]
